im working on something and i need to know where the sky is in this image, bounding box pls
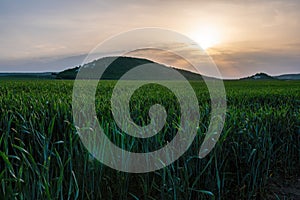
[0,0,299,78]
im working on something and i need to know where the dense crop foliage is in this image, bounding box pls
[0,80,299,199]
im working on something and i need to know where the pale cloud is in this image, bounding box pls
[0,0,299,77]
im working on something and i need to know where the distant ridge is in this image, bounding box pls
[239,72,300,80]
[240,73,275,80]
[275,73,300,80]
[0,58,299,80]
[56,56,206,80]
[0,72,55,79]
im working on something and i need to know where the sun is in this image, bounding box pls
[189,26,221,50]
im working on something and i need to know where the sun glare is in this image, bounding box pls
[189,26,221,50]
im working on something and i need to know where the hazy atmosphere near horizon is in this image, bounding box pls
[0,0,299,78]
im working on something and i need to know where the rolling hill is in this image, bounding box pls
[275,73,300,80]
[0,72,55,80]
[55,56,205,80]
[0,57,299,81]
[240,73,275,80]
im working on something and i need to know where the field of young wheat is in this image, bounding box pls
[0,80,299,199]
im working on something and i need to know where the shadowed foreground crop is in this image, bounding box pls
[0,80,299,199]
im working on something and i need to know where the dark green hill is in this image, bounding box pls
[240,73,275,80]
[56,56,205,80]
[0,72,55,80]
[275,73,300,80]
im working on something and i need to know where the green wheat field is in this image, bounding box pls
[0,80,299,199]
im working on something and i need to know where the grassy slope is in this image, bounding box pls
[56,56,205,80]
